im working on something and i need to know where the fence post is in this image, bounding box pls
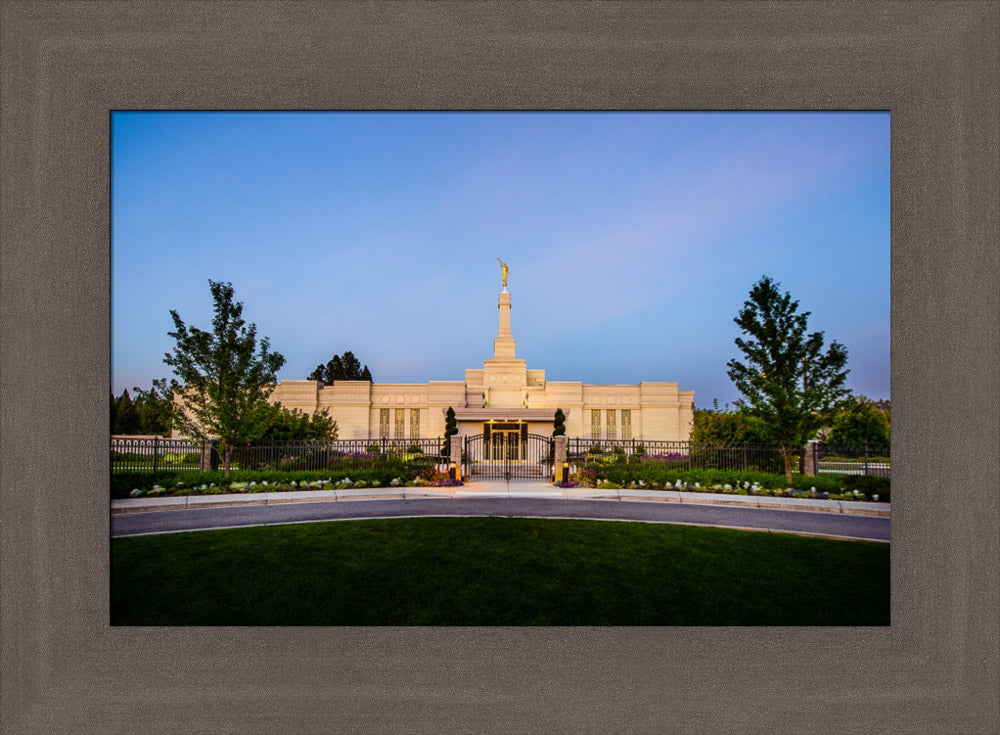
[554,435,567,483]
[864,441,870,475]
[152,436,160,474]
[450,433,463,481]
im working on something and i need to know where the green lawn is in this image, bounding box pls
[111,518,890,625]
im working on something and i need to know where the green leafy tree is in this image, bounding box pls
[164,280,286,475]
[726,276,851,482]
[553,408,566,437]
[826,396,890,446]
[691,406,769,445]
[258,404,338,442]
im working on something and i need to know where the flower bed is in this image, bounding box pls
[554,466,889,502]
[114,465,462,499]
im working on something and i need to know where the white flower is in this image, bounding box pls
[853,489,859,496]
[130,489,143,497]
[694,482,700,488]
[743,481,750,489]
[724,484,732,490]
[873,494,879,501]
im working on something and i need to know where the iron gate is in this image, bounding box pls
[464,432,554,482]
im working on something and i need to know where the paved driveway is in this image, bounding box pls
[111,494,890,542]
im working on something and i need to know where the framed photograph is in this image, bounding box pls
[2,2,997,733]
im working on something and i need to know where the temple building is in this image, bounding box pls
[265,265,694,443]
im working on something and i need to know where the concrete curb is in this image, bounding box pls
[112,485,889,517]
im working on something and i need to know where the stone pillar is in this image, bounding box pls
[450,434,464,480]
[801,440,818,477]
[554,435,567,484]
[200,440,213,473]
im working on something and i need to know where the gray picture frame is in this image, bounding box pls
[2,2,997,733]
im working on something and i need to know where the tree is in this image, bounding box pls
[131,378,173,436]
[444,406,458,456]
[826,396,890,446]
[726,276,851,482]
[552,408,566,437]
[691,406,769,445]
[308,351,373,383]
[164,280,286,475]
[258,403,338,442]
[114,389,140,434]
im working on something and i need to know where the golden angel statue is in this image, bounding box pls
[497,258,509,289]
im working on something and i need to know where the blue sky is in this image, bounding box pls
[112,111,890,408]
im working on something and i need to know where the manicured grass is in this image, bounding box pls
[111,518,889,625]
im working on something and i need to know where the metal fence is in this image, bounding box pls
[568,439,889,477]
[111,437,450,473]
[813,442,891,477]
[111,436,205,472]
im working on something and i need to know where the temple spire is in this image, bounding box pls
[493,273,516,359]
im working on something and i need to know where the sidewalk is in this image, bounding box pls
[112,482,890,518]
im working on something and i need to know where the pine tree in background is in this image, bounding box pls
[308,351,372,383]
[114,389,140,434]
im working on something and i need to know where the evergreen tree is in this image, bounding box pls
[727,276,851,482]
[164,280,286,475]
[325,355,344,381]
[444,406,458,456]
[309,352,372,383]
[132,378,173,436]
[553,408,566,437]
[340,351,362,379]
[111,391,118,433]
[114,389,140,434]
